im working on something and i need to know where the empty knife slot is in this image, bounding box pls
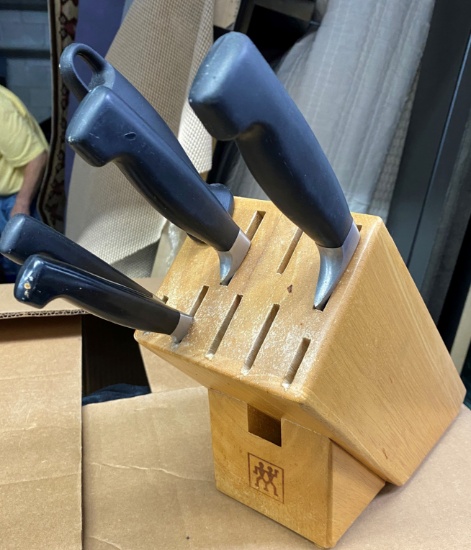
[245,210,266,240]
[277,228,303,274]
[282,338,310,389]
[159,295,169,304]
[189,285,209,317]
[206,294,243,359]
[242,303,280,375]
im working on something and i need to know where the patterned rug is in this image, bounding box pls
[38,0,79,232]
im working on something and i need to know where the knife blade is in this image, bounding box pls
[14,255,193,342]
[188,32,360,309]
[66,85,250,284]
[0,214,153,298]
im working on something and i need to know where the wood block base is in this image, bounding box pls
[136,197,465,546]
[209,389,385,547]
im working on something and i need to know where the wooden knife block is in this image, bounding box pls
[136,197,464,548]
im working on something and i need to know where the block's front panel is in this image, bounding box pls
[208,389,331,547]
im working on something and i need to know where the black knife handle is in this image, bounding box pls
[60,42,196,173]
[189,32,353,249]
[66,85,240,252]
[0,214,153,298]
[14,255,187,336]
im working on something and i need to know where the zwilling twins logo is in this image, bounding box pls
[248,454,284,502]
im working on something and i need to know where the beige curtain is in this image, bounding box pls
[225,0,434,221]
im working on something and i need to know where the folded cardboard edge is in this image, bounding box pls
[0,283,84,318]
[0,278,160,320]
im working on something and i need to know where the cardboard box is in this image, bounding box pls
[0,279,151,550]
[2,280,471,548]
[0,284,83,550]
[83,352,471,549]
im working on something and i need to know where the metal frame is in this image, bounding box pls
[386,0,471,322]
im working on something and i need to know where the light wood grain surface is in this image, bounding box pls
[138,197,464,483]
[136,197,465,546]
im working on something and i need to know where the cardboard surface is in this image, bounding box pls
[0,278,158,549]
[83,357,471,549]
[0,278,157,320]
[2,276,469,548]
[0,282,83,318]
[0,315,82,550]
[140,346,200,393]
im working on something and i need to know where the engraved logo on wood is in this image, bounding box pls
[248,453,284,503]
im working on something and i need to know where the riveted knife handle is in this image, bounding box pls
[66,85,241,253]
[60,42,196,173]
[15,255,192,338]
[189,32,353,249]
[0,214,153,298]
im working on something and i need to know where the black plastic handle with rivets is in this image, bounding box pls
[189,32,361,308]
[15,255,192,341]
[0,214,153,298]
[189,32,353,250]
[60,42,196,173]
[66,85,250,283]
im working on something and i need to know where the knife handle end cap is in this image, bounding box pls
[14,256,47,307]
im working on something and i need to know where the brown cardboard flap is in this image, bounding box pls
[0,316,82,549]
[83,384,471,549]
[83,388,314,549]
[0,278,159,320]
[140,346,200,393]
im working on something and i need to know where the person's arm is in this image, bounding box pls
[10,150,48,217]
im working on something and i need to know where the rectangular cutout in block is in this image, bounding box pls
[247,405,282,447]
[206,294,243,359]
[277,228,303,274]
[242,304,280,374]
[282,338,311,389]
[246,210,266,240]
[159,295,169,304]
[189,286,209,317]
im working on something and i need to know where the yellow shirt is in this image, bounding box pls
[0,85,48,196]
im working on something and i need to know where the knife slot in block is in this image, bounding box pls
[277,228,303,274]
[242,303,280,375]
[245,210,266,240]
[282,338,310,389]
[206,294,243,359]
[189,285,209,317]
[159,295,169,304]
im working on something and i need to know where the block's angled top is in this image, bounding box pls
[137,197,464,485]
